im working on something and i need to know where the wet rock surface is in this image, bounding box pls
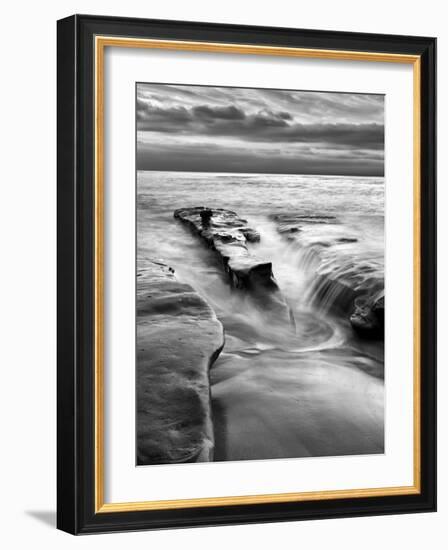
[271,213,338,239]
[174,207,292,324]
[174,207,265,288]
[136,259,224,465]
[271,212,384,339]
[350,294,384,338]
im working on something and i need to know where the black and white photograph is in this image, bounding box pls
[135,83,385,466]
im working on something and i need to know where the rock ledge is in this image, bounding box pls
[137,259,224,465]
[174,207,292,324]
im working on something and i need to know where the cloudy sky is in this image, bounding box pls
[136,84,384,176]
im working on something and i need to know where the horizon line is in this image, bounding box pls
[136,169,384,178]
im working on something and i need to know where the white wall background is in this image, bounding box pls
[0,0,443,547]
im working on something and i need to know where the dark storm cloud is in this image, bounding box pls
[137,102,192,123]
[138,101,383,149]
[137,140,383,176]
[269,122,383,148]
[136,84,384,176]
[193,104,246,120]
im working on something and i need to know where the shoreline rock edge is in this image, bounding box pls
[136,259,224,465]
[174,206,293,326]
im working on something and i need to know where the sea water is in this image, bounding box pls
[137,170,385,461]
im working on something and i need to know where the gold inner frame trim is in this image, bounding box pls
[94,35,422,513]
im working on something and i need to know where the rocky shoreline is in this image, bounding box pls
[137,207,384,464]
[136,259,224,465]
[174,207,293,326]
[271,212,384,339]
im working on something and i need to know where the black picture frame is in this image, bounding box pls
[57,14,436,535]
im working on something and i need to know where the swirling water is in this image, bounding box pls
[138,171,385,461]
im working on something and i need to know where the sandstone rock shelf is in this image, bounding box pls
[137,259,224,465]
[174,207,270,289]
[174,206,292,325]
[271,212,384,339]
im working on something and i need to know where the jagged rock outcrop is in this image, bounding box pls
[271,212,384,339]
[174,207,266,289]
[271,213,352,245]
[350,294,384,338]
[174,207,292,325]
[136,259,224,465]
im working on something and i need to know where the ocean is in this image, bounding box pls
[137,170,385,461]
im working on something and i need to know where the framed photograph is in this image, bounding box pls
[57,14,436,534]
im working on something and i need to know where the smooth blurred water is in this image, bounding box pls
[137,170,385,461]
[137,170,384,220]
